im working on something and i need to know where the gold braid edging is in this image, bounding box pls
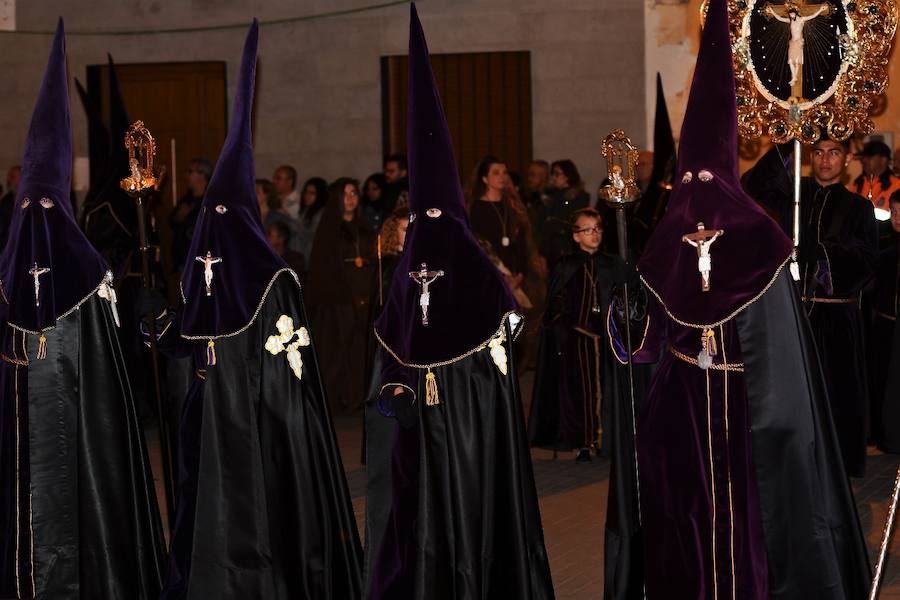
[670,346,745,372]
[374,310,523,370]
[639,257,790,330]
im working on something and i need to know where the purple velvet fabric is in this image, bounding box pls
[0,19,109,333]
[373,3,517,366]
[180,20,288,339]
[635,301,770,597]
[637,0,792,327]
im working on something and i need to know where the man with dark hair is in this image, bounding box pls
[743,135,878,477]
[851,139,900,219]
[381,152,409,216]
[273,164,300,219]
[529,207,620,462]
[170,157,212,273]
[383,153,408,184]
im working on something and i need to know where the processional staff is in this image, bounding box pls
[120,120,176,530]
[598,129,646,599]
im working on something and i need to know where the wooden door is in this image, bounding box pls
[87,61,227,295]
[382,51,532,184]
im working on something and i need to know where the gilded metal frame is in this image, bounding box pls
[727,0,897,143]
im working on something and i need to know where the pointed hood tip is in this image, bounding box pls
[676,0,737,177]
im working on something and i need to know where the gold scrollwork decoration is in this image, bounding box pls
[120,120,165,195]
[726,0,897,144]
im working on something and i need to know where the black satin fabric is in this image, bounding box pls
[161,272,363,599]
[737,270,870,598]
[368,322,554,599]
[0,294,166,599]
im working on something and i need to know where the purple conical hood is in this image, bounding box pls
[637,0,792,327]
[180,19,289,340]
[677,0,738,178]
[374,3,518,367]
[0,18,110,333]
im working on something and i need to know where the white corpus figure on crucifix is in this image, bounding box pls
[409,262,444,326]
[681,223,724,292]
[195,251,223,296]
[29,263,50,307]
[765,2,828,88]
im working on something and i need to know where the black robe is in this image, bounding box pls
[743,148,878,477]
[605,271,870,598]
[875,235,900,452]
[529,249,617,451]
[367,318,554,599]
[157,271,363,599]
[0,293,166,599]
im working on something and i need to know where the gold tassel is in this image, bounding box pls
[425,368,439,406]
[36,334,47,360]
[207,339,217,366]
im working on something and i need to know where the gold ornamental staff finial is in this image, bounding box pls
[598,128,641,208]
[120,120,164,196]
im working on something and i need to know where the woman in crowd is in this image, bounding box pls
[466,156,533,287]
[305,177,377,414]
[362,172,390,231]
[538,158,590,268]
[293,176,329,264]
[466,155,545,368]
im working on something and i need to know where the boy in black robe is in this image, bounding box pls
[529,208,618,461]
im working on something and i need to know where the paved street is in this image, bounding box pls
[150,371,900,598]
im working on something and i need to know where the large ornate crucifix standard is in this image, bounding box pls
[409,262,444,326]
[681,222,724,292]
[29,263,50,307]
[764,0,832,100]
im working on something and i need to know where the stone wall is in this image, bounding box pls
[0,0,646,197]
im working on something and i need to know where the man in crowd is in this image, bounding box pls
[851,140,900,222]
[273,163,301,219]
[170,157,212,274]
[381,152,409,213]
[743,135,878,477]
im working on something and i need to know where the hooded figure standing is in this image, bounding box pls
[604,0,869,597]
[0,20,166,599]
[146,22,362,599]
[365,6,554,599]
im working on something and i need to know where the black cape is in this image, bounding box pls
[367,318,554,599]
[158,271,363,599]
[605,270,870,598]
[0,294,166,599]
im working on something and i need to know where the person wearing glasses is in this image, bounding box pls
[529,207,619,462]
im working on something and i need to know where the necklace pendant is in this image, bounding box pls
[501,236,510,247]
[591,304,602,314]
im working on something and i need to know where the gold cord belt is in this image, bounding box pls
[801,296,856,304]
[0,353,28,366]
[669,347,745,372]
[876,311,897,322]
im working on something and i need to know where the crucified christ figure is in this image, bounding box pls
[765,2,829,90]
